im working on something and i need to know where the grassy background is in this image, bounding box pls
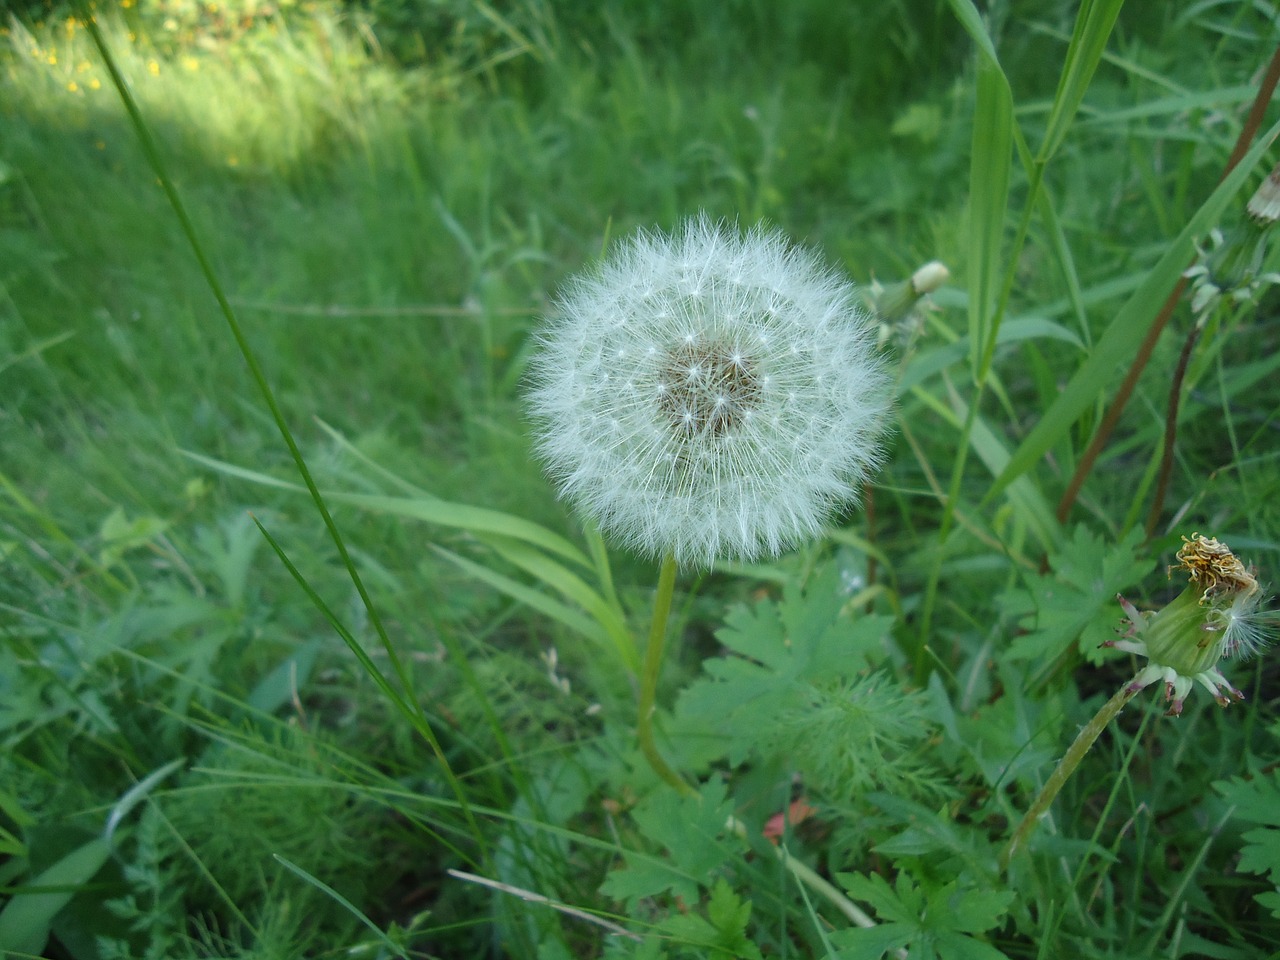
[4,0,1280,957]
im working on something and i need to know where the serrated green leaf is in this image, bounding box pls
[673,566,894,768]
[936,930,1015,960]
[1215,772,1280,827]
[1257,890,1280,921]
[658,879,764,960]
[1218,762,1280,919]
[1235,827,1280,882]
[836,873,1012,959]
[840,872,918,925]
[999,526,1151,664]
[943,885,1013,934]
[600,780,736,907]
[832,924,914,960]
[706,877,748,930]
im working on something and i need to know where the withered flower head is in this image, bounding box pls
[1106,534,1271,715]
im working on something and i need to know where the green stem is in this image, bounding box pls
[1000,684,1137,871]
[637,553,695,796]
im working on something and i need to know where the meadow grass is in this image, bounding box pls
[3,0,1280,957]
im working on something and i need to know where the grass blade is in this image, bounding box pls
[432,545,611,650]
[183,451,592,570]
[274,855,408,959]
[480,534,639,673]
[1037,0,1125,163]
[947,0,1014,380]
[988,114,1280,503]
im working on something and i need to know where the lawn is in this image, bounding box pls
[4,1,1280,957]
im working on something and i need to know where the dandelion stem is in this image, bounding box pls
[1000,684,1136,871]
[637,553,696,796]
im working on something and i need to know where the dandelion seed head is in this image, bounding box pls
[525,215,891,567]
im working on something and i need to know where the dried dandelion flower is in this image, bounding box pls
[1107,534,1272,715]
[526,215,890,568]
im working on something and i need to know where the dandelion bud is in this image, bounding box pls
[868,260,949,324]
[525,215,891,568]
[1106,534,1272,715]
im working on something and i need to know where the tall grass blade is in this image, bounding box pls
[432,544,611,651]
[947,0,1014,381]
[182,451,592,570]
[1037,0,1125,164]
[987,114,1280,503]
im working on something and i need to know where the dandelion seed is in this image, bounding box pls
[525,215,890,567]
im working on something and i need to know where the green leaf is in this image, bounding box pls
[245,639,322,714]
[432,545,610,650]
[673,565,893,768]
[998,526,1152,665]
[897,316,1084,395]
[1236,828,1280,887]
[834,924,913,960]
[332,490,591,570]
[936,931,1017,960]
[183,451,591,570]
[600,780,736,907]
[0,837,112,956]
[1216,770,1280,828]
[705,878,753,944]
[1216,768,1280,919]
[479,534,637,673]
[868,794,993,870]
[97,506,168,567]
[659,880,764,960]
[835,873,1013,960]
[942,388,1060,552]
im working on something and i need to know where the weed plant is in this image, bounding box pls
[4,0,1280,957]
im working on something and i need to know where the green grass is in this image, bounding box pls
[4,0,1280,957]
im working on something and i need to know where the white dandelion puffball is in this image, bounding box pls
[526,216,891,568]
